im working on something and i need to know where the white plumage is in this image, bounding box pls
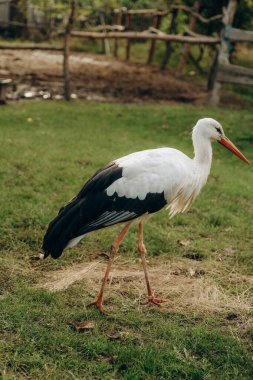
[42,117,249,312]
[106,116,218,219]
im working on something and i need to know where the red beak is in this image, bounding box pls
[218,137,249,164]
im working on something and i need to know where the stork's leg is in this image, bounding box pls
[138,222,169,306]
[88,222,131,313]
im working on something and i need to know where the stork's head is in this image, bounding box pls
[193,118,224,141]
[193,118,249,164]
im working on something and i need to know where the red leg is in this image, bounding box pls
[138,222,169,306]
[88,222,132,313]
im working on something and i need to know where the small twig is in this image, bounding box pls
[170,5,222,24]
[148,27,166,36]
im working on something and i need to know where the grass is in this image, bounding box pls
[0,101,253,379]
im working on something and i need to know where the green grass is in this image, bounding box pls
[0,101,253,379]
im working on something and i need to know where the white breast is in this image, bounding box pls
[106,148,203,216]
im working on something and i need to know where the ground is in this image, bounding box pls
[38,257,253,316]
[1,49,252,108]
[0,101,253,379]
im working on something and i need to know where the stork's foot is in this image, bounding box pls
[143,295,170,306]
[87,300,110,314]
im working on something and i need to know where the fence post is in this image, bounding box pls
[147,14,163,64]
[114,10,121,57]
[99,12,110,55]
[160,8,178,70]
[178,0,200,73]
[210,0,237,105]
[125,13,131,61]
[63,0,76,101]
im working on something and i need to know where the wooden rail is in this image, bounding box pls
[114,9,168,16]
[113,6,222,24]
[84,5,222,67]
[209,0,253,105]
[70,31,220,44]
[0,44,62,50]
[224,27,253,43]
[217,64,253,85]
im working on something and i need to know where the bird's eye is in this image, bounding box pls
[215,127,222,134]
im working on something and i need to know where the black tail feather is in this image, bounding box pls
[42,193,107,259]
[42,199,84,259]
[42,161,124,259]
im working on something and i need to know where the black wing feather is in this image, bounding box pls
[42,162,166,259]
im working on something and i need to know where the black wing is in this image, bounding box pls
[42,162,166,259]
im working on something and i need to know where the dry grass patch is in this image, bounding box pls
[35,256,253,320]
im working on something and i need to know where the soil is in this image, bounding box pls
[0,49,250,107]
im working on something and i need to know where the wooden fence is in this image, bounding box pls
[0,0,252,104]
[56,1,223,101]
[209,0,253,105]
[0,0,222,101]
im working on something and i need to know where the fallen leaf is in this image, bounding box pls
[71,321,95,332]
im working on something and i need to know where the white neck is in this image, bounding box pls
[192,134,213,183]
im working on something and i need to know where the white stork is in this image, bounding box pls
[42,118,249,312]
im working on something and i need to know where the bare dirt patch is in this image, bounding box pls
[0,49,207,103]
[1,49,251,107]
